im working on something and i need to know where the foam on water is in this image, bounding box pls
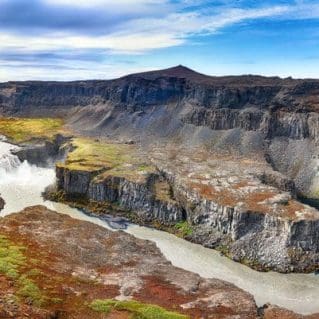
[0,140,318,315]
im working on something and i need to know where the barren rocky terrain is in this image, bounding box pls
[1,66,319,272]
[0,206,318,318]
[0,206,259,318]
[0,66,319,317]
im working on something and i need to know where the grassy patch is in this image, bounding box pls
[0,235,46,307]
[174,221,193,238]
[0,117,64,143]
[60,137,134,171]
[17,275,44,307]
[89,299,189,319]
[59,137,156,182]
[0,235,26,279]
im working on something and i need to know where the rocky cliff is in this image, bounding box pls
[50,140,319,273]
[2,66,319,272]
[0,197,4,211]
[1,66,319,196]
[55,164,185,225]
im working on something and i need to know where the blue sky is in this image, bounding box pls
[0,0,319,81]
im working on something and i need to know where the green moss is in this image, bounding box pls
[59,138,156,183]
[17,275,44,307]
[26,268,43,278]
[0,117,64,143]
[89,300,112,314]
[61,137,132,171]
[50,297,63,304]
[0,235,26,279]
[0,235,46,307]
[89,299,189,319]
[174,221,193,238]
[138,164,153,172]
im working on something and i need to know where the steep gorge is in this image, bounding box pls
[1,66,319,273]
[2,66,319,196]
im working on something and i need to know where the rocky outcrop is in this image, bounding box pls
[56,166,104,196]
[182,109,319,140]
[54,156,319,273]
[261,304,319,319]
[89,174,184,223]
[256,170,296,195]
[0,197,4,211]
[157,167,319,273]
[56,166,185,224]
[0,205,260,319]
[13,134,71,167]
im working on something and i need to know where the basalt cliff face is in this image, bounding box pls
[2,66,319,273]
[51,145,319,273]
[1,66,319,196]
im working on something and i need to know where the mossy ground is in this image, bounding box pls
[58,137,156,182]
[0,117,64,143]
[0,235,45,306]
[89,299,189,319]
[174,221,193,238]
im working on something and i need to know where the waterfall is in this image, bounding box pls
[0,153,21,172]
[0,139,56,215]
[0,140,21,173]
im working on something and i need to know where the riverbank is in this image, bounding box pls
[0,205,260,318]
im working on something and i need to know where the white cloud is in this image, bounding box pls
[42,0,166,9]
[1,2,318,55]
[2,0,319,80]
[0,59,155,81]
[0,32,183,54]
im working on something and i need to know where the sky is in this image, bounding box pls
[0,0,319,81]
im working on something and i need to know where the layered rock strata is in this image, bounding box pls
[53,144,319,273]
[2,66,319,197]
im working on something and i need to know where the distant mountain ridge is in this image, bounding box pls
[1,65,319,113]
[1,65,319,198]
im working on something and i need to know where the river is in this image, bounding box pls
[0,139,318,315]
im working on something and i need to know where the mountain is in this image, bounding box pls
[1,66,319,274]
[1,65,319,198]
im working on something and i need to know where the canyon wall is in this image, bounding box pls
[54,163,319,273]
[1,66,319,196]
[2,66,319,272]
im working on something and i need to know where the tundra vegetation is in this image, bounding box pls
[0,117,64,143]
[89,299,189,319]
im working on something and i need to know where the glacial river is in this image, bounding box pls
[0,139,318,315]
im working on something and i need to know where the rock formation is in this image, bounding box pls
[1,66,319,196]
[1,66,319,272]
[0,206,259,318]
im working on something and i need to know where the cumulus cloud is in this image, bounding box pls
[0,1,295,54]
[0,0,319,80]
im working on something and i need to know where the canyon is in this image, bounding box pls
[0,65,319,317]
